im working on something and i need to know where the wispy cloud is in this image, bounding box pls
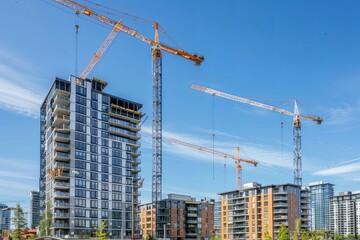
[325,101,360,126]
[0,49,45,117]
[314,162,360,176]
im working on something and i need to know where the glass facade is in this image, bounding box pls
[39,76,142,238]
[309,181,334,231]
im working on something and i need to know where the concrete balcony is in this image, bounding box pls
[133,174,141,181]
[55,124,70,134]
[54,142,70,152]
[52,103,70,116]
[131,166,141,174]
[274,202,288,207]
[54,132,70,143]
[54,222,70,228]
[54,152,70,162]
[109,109,141,124]
[132,158,141,166]
[54,162,70,170]
[54,202,70,209]
[54,191,70,199]
[130,150,141,157]
[273,196,288,201]
[54,181,70,190]
[54,172,70,180]
[273,209,288,214]
[54,212,70,219]
[108,126,141,141]
[274,221,288,226]
[52,94,70,107]
[52,115,70,128]
[134,191,141,197]
[109,117,140,132]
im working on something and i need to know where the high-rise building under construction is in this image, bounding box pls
[219,182,310,240]
[39,76,142,238]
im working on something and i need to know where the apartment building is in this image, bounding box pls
[39,76,143,238]
[219,182,310,240]
[0,206,15,231]
[142,194,214,239]
[330,191,360,237]
[29,190,40,229]
[139,203,156,239]
[213,201,221,236]
[309,181,334,231]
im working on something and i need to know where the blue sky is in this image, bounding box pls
[1,0,360,213]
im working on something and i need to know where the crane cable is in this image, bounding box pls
[212,94,215,183]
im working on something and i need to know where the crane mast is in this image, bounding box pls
[168,138,258,190]
[191,84,322,186]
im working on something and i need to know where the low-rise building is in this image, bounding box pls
[330,191,360,237]
[219,182,310,240]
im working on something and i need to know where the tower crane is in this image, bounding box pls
[191,84,323,186]
[168,138,258,191]
[52,0,204,208]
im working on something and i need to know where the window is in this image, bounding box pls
[90,200,98,208]
[112,141,121,149]
[90,163,98,171]
[91,154,98,162]
[112,158,121,166]
[101,201,109,210]
[75,219,86,227]
[91,101,98,110]
[101,210,109,219]
[91,119,98,128]
[101,165,109,173]
[112,167,121,175]
[102,96,109,104]
[91,92,98,101]
[112,175,121,183]
[91,145,98,154]
[90,181,98,190]
[76,95,86,106]
[76,104,87,115]
[90,191,98,199]
[102,139,109,147]
[112,184,122,192]
[112,211,121,219]
[90,210,98,218]
[102,122,109,130]
[91,136,98,144]
[101,183,109,191]
[76,85,87,96]
[101,147,109,156]
[75,208,86,217]
[75,160,86,170]
[90,172,98,180]
[75,179,86,188]
[75,123,86,133]
[76,114,87,124]
[91,127,98,136]
[101,156,109,164]
[75,151,86,160]
[102,113,108,121]
[75,189,86,198]
[101,131,108,138]
[112,149,121,158]
[101,192,109,200]
[102,174,109,182]
[113,202,122,210]
[112,193,122,201]
[92,110,98,119]
[75,132,86,142]
[75,199,86,207]
[75,141,87,151]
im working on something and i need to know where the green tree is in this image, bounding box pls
[264,224,272,240]
[11,203,27,240]
[39,200,53,236]
[211,235,221,240]
[95,220,108,240]
[293,218,301,240]
[278,224,290,240]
